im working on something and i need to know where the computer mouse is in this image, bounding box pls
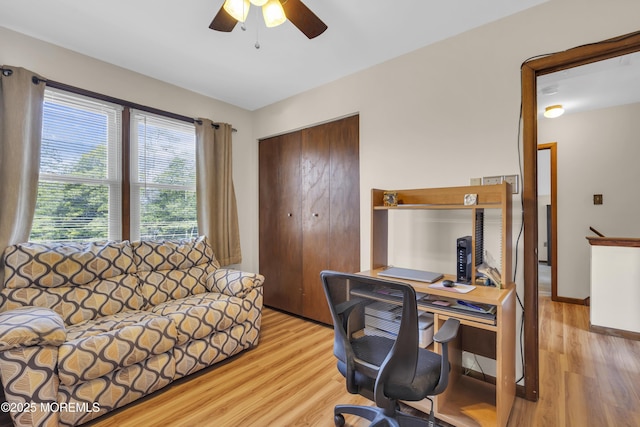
[442,280,454,287]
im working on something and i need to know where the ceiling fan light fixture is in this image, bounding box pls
[544,104,565,118]
[249,0,268,6]
[263,0,287,27]
[223,0,250,22]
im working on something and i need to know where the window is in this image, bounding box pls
[31,89,197,243]
[130,111,197,241]
[32,89,122,242]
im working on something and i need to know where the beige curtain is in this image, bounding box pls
[0,66,46,281]
[195,119,241,266]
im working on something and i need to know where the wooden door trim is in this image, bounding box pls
[521,29,640,402]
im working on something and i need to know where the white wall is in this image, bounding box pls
[0,27,260,273]
[538,102,640,299]
[591,245,640,333]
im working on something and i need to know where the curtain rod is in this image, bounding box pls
[0,69,236,132]
[0,67,238,132]
[46,79,236,132]
[193,118,237,132]
[2,67,49,87]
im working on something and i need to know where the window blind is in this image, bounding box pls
[31,88,122,242]
[130,111,197,241]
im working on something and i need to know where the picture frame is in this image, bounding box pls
[383,191,398,206]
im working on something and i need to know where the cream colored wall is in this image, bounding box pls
[251,0,640,381]
[538,149,551,262]
[538,102,640,299]
[253,0,640,286]
[0,27,259,273]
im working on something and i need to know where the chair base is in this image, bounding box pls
[334,404,440,427]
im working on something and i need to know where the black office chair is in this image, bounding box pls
[321,270,460,427]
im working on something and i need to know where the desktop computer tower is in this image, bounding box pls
[457,236,472,283]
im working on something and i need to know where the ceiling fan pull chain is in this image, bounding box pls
[255,7,261,49]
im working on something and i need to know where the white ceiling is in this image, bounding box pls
[537,51,640,118]
[0,0,547,111]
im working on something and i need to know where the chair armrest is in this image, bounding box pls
[209,268,265,298]
[434,318,460,344]
[431,318,460,395]
[0,307,67,351]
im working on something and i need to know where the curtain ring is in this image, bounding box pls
[1,68,13,77]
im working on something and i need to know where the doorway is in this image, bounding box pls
[537,143,557,299]
[521,30,640,402]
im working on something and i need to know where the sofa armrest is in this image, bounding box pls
[0,306,67,351]
[209,269,265,298]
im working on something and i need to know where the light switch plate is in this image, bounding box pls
[503,175,519,194]
[482,176,503,186]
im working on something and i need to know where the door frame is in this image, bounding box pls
[521,29,640,402]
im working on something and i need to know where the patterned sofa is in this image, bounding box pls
[0,236,264,427]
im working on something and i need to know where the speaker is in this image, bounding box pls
[457,236,472,283]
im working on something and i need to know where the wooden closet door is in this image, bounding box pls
[301,115,360,324]
[259,133,303,315]
[328,115,360,274]
[301,124,331,323]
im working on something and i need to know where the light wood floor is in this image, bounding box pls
[510,296,640,427]
[2,297,639,426]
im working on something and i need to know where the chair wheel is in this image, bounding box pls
[334,413,345,427]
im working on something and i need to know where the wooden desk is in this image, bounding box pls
[359,268,516,427]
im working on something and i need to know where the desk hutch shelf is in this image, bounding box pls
[367,183,515,427]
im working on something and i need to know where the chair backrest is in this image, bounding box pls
[321,270,421,394]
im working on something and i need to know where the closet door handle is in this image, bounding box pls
[312,213,319,217]
[287,213,293,217]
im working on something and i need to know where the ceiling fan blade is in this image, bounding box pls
[209,4,238,32]
[281,0,327,39]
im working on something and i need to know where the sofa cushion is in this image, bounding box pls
[0,241,144,326]
[57,311,177,387]
[132,236,218,272]
[2,240,136,289]
[132,236,220,307]
[150,293,248,346]
[0,274,144,327]
[136,266,216,308]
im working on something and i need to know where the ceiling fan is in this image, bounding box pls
[209,0,328,39]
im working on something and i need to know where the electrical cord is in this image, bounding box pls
[513,99,526,384]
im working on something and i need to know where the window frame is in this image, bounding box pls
[34,80,199,242]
